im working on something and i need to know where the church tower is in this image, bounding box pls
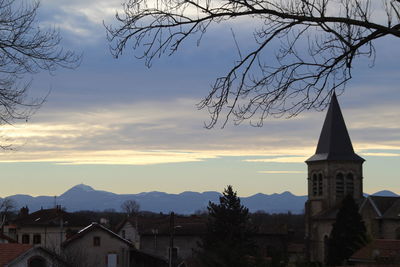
[305,93,365,263]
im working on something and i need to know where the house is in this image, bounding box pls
[349,239,400,265]
[62,222,167,267]
[62,222,133,267]
[0,243,67,267]
[2,206,87,253]
[117,214,290,266]
[117,215,206,264]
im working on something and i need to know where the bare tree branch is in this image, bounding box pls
[107,0,400,127]
[0,0,80,135]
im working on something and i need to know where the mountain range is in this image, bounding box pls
[1,184,398,215]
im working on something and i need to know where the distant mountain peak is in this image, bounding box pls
[372,190,399,197]
[73,184,94,192]
[60,184,95,197]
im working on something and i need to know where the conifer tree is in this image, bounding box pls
[198,185,257,267]
[326,194,368,266]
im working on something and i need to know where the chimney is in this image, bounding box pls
[19,206,29,217]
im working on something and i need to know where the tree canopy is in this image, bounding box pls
[198,185,257,267]
[107,0,400,127]
[326,194,368,266]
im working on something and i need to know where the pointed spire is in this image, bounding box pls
[306,93,364,162]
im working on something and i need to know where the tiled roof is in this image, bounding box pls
[0,243,32,266]
[350,239,400,262]
[12,207,87,227]
[306,93,364,162]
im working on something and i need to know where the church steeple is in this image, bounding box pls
[306,93,364,162]
[305,93,365,263]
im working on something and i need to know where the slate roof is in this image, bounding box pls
[120,215,207,236]
[118,215,287,236]
[363,196,400,219]
[0,243,32,266]
[350,239,400,262]
[306,93,364,162]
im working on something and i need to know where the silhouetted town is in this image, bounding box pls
[0,95,399,266]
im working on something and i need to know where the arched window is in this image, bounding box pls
[318,173,323,196]
[28,256,46,267]
[312,174,318,196]
[346,173,354,196]
[336,173,344,198]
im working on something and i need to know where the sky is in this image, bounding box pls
[0,0,399,197]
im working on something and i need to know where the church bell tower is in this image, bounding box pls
[305,93,365,262]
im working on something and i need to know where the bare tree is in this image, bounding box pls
[107,0,400,127]
[0,0,79,141]
[121,199,140,217]
[0,198,16,230]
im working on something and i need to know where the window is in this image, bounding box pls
[93,236,101,246]
[33,234,41,244]
[346,173,354,195]
[312,174,317,196]
[318,173,323,196]
[336,173,344,198]
[312,173,323,196]
[8,228,17,240]
[121,230,126,239]
[22,234,30,244]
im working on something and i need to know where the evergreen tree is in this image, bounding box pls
[326,195,368,266]
[198,185,257,267]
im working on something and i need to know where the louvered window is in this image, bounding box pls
[312,174,318,196]
[318,174,323,196]
[346,173,354,195]
[336,173,344,198]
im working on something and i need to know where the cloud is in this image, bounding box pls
[361,152,400,157]
[0,91,399,165]
[258,170,306,174]
[245,157,308,163]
